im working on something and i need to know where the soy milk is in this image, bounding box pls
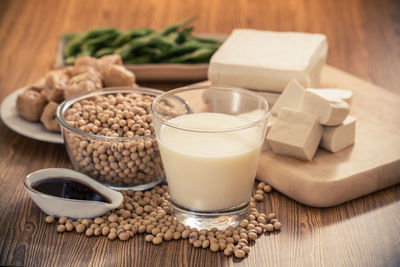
[158,112,263,211]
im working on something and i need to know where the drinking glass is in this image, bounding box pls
[151,85,270,229]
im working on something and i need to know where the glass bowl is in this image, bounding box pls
[57,87,165,191]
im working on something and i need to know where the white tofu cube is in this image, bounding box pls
[320,116,356,153]
[208,29,328,92]
[267,107,323,161]
[307,88,354,104]
[301,89,350,126]
[271,79,305,115]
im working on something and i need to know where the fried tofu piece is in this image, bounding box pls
[40,101,60,132]
[98,55,124,76]
[67,65,99,77]
[31,78,46,92]
[64,70,103,99]
[44,71,69,102]
[99,54,122,66]
[74,56,102,72]
[103,64,135,87]
[16,89,48,122]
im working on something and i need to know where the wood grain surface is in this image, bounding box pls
[0,0,399,266]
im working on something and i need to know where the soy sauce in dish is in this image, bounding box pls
[32,178,110,203]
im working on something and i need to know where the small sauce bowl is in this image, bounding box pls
[24,168,123,218]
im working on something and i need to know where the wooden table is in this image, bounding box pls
[0,0,399,266]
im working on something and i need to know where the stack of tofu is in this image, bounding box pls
[266,80,356,161]
[208,29,355,161]
[208,29,328,105]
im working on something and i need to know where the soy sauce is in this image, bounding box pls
[32,178,111,203]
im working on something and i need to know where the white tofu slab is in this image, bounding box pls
[271,79,304,115]
[320,116,356,153]
[208,29,328,92]
[301,88,350,126]
[267,107,323,161]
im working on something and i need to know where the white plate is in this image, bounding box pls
[0,87,63,144]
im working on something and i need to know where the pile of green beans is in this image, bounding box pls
[63,17,221,65]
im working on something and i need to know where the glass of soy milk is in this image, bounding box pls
[151,85,270,230]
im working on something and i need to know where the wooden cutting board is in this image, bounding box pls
[256,65,400,207]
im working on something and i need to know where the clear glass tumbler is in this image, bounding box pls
[151,85,270,230]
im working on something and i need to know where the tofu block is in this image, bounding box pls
[44,71,69,102]
[31,78,46,92]
[99,54,123,66]
[16,89,48,122]
[271,80,304,115]
[74,56,102,74]
[65,70,102,99]
[320,116,356,153]
[301,89,350,126]
[208,29,328,92]
[267,108,322,161]
[307,88,354,104]
[103,65,135,87]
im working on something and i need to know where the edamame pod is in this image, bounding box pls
[160,16,197,36]
[63,33,85,57]
[62,18,222,65]
[94,47,115,58]
[124,55,153,64]
[111,28,154,47]
[168,47,216,63]
[84,27,117,39]
[81,30,119,55]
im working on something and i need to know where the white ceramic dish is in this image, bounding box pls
[24,168,123,218]
[0,87,63,144]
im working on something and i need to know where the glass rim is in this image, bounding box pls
[56,87,164,141]
[150,85,271,133]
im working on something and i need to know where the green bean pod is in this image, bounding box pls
[160,16,197,36]
[124,55,153,64]
[168,47,216,63]
[63,33,86,57]
[110,28,154,47]
[94,47,115,58]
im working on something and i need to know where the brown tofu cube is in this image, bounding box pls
[40,101,60,132]
[74,56,101,71]
[31,78,46,92]
[103,65,135,87]
[44,71,69,102]
[99,54,122,66]
[16,89,48,122]
[64,70,102,99]
[67,65,100,78]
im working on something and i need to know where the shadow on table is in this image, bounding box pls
[271,183,400,232]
